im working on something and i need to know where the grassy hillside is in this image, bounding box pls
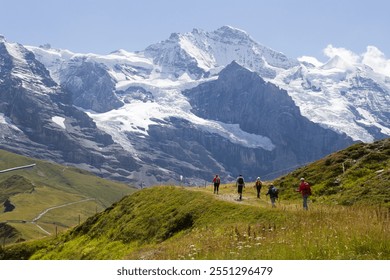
[1,185,388,260]
[274,138,390,207]
[1,139,389,260]
[0,149,136,245]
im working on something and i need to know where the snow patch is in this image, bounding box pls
[298,56,323,67]
[1,113,8,124]
[0,113,22,132]
[52,116,66,129]
[356,108,390,136]
[192,117,275,150]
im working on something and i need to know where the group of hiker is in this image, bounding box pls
[212,174,312,210]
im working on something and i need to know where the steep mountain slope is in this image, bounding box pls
[0,39,140,181]
[184,61,354,178]
[0,149,135,244]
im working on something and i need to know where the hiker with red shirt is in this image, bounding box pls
[212,174,221,194]
[296,178,312,210]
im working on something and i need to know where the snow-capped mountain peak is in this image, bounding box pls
[1,39,57,93]
[212,25,251,43]
[142,26,299,80]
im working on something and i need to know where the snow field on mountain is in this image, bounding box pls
[273,66,375,142]
[272,45,390,143]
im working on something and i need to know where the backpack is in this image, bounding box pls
[271,186,279,198]
[305,183,312,196]
[237,177,244,185]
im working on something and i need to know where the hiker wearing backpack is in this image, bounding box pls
[266,184,278,207]
[212,174,221,194]
[236,175,245,200]
[296,178,312,210]
[254,177,263,198]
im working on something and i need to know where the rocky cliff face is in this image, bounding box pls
[59,57,123,113]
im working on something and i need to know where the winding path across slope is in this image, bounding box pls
[31,198,96,235]
[4,198,95,236]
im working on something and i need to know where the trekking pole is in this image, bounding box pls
[0,164,36,174]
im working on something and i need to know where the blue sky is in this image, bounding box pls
[1,0,389,60]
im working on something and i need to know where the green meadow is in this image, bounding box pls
[1,185,388,260]
[1,139,390,260]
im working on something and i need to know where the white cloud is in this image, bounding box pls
[322,44,390,77]
[362,46,390,77]
[323,44,360,64]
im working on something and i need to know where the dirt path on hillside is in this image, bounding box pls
[200,186,302,210]
[207,189,273,207]
[32,198,95,223]
[30,198,96,235]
